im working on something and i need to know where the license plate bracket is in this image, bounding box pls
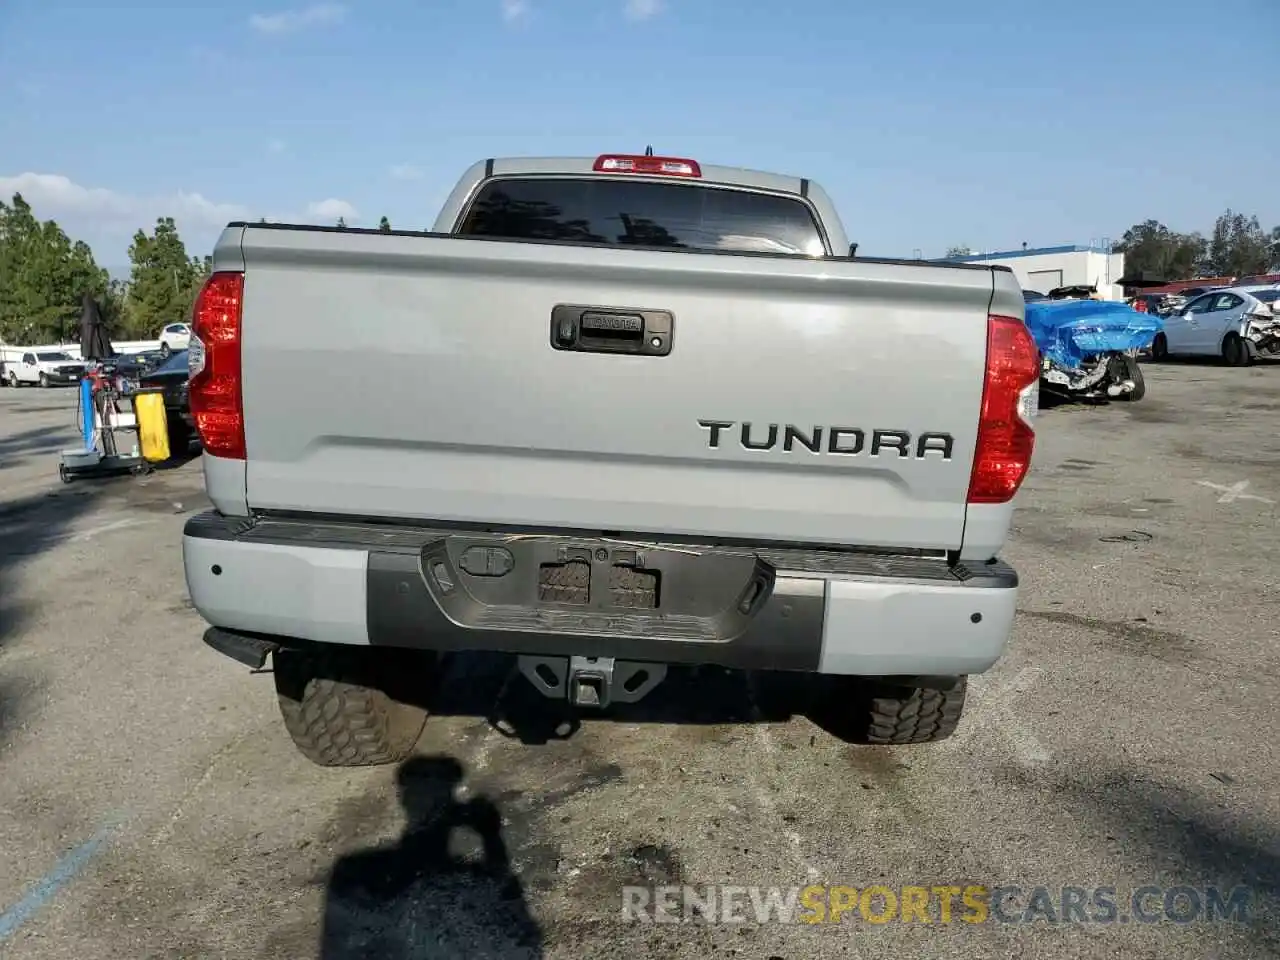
[418,534,773,639]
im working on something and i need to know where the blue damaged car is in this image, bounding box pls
[1026,293,1164,402]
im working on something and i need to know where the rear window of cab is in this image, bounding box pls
[457,177,828,257]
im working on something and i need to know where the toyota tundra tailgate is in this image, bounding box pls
[222,222,1005,552]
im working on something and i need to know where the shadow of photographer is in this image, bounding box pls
[321,754,544,959]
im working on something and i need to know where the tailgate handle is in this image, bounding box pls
[550,305,673,357]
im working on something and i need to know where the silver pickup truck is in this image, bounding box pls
[182,153,1040,767]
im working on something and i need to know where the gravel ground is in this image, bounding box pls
[0,361,1277,960]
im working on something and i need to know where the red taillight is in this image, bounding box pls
[592,154,702,178]
[967,314,1040,504]
[188,271,245,460]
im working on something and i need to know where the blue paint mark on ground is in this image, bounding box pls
[0,825,115,943]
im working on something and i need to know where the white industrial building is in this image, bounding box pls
[942,245,1127,300]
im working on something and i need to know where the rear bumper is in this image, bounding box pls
[182,512,1019,677]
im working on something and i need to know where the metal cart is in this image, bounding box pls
[58,370,152,483]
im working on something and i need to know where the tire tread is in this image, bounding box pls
[864,679,967,745]
[274,649,428,767]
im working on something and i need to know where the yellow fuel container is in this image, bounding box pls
[134,392,171,463]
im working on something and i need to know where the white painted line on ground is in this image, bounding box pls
[152,729,260,845]
[743,680,823,881]
[0,514,162,546]
[467,718,501,777]
[1196,479,1275,505]
[750,725,822,880]
[1003,727,1052,766]
[71,517,150,541]
[957,665,1052,769]
[463,661,518,781]
[975,663,1044,703]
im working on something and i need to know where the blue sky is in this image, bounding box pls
[1,0,1277,271]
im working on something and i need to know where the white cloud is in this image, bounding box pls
[501,0,529,22]
[389,163,423,181]
[0,172,251,265]
[624,0,661,20]
[249,3,345,35]
[0,171,371,264]
[0,172,248,231]
[2,172,359,231]
[306,198,359,222]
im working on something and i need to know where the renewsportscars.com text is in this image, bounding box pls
[621,884,1253,926]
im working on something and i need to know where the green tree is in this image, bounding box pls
[944,245,972,258]
[1113,220,1207,280]
[100,279,128,334]
[126,217,203,338]
[1203,210,1271,277]
[378,215,391,232]
[0,192,109,344]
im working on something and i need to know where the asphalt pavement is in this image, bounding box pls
[0,362,1277,959]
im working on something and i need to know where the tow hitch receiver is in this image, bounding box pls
[568,656,612,707]
[517,655,667,709]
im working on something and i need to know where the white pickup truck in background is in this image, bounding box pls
[0,346,88,387]
[181,152,1040,767]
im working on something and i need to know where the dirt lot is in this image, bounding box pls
[1,363,1277,959]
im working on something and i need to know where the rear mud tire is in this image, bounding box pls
[854,677,967,744]
[273,647,432,767]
